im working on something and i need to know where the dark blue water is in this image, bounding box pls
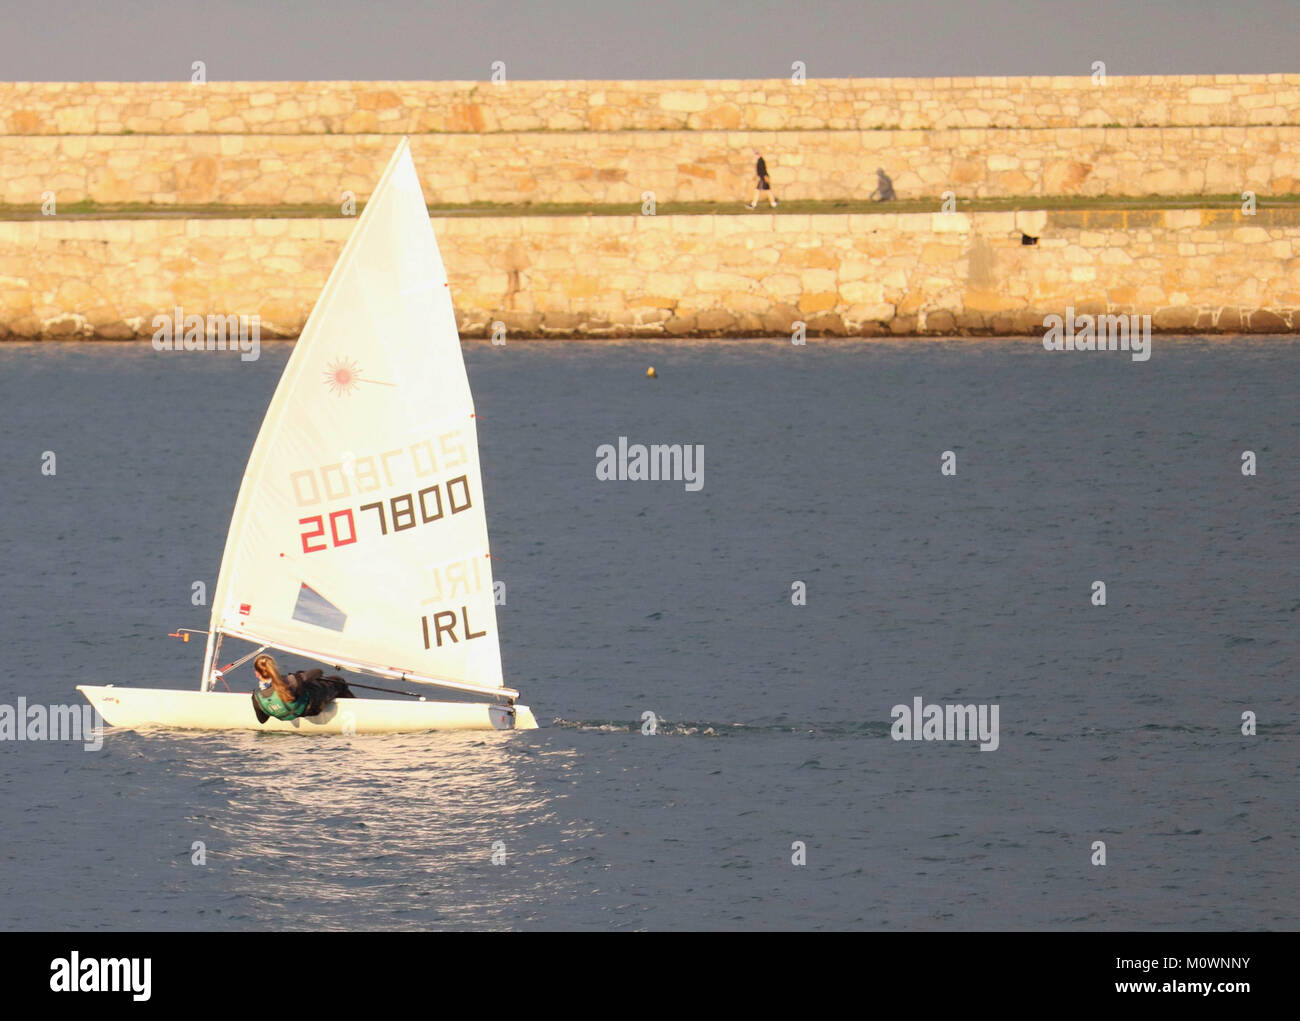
[0,338,1296,930]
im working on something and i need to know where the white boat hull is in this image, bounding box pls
[77,685,538,734]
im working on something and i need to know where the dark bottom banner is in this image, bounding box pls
[2,931,1283,1007]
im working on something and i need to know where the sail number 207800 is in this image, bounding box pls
[290,433,472,553]
[298,476,473,552]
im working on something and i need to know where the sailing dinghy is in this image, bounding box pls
[79,138,537,733]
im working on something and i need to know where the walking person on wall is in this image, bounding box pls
[746,149,778,209]
[869,167,896,202]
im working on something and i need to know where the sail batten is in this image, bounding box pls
[204,139,506,695]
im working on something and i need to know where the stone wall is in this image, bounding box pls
[3,208,1296,339]
[3,77,1298,135]
[4,126,1298,206]
[4,76,1297,339]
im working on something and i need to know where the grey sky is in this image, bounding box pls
[2,0,1296,81]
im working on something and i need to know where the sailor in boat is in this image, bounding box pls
[250,653,355,723]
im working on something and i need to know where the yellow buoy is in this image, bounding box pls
[646,366,657,378]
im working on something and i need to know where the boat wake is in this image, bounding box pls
[550,718,895,738]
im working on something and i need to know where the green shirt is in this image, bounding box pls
[253,684,310,721]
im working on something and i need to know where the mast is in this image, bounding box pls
[199,628,216,691]
[198,628,222,691]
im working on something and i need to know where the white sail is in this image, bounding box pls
[204,139,505,696]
